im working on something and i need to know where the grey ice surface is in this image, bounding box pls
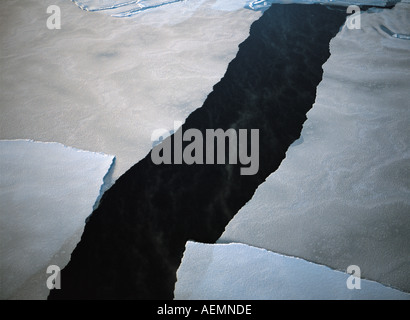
[219,3,410,293]
[0,0,261,180]
[0,140,114,299]
[175,242,410,300]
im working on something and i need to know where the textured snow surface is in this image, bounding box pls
[69,0,395,17]
[70,0,207,17]
[2,0,409,300]
[0,0,261,180]
[0,140,114,299]
[219,3,410,292]
[175,242,410,300]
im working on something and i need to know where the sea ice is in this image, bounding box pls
[0,140,114,299]
[219,3,410,292]
[175,242,410,300]
[0,0,261,180]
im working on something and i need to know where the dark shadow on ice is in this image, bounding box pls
[91,156,116,213]
[290,135,304,147]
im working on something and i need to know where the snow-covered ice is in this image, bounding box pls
[0,140,114,299]
[0,0,261,180]
[69,0,396,16]
[70,0,207,18]
[175,242,410,300]
[219,2,410,292]
[246,0,394,11]
[2,0,409,300]
[0,0,262,300]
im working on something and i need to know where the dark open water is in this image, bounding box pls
[49,4,348,299]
